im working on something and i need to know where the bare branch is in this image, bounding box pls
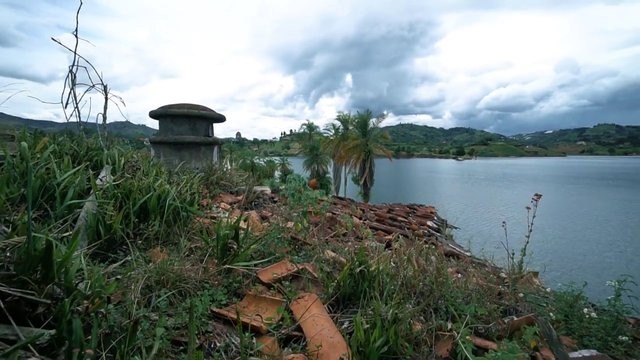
[0,90,27,107]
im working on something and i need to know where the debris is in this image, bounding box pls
[253,186,272,194]
[308,179,319,190]
[518,271,543,288]
[324,250,347,266]
[283,354,308,360]
[256,335,281,358]
[260,210,273,220]
[215,193,243,205]
[410,320,424,332]
[507,314,537,335]
[469,335,498,351]
[568,350,612,359]
[211,293,285,334]
[539,347,556,360]
[218,202,231,211]
[434,334,454,358]
[244,210,265,234]
[148,246,169,263]
[257,259,317,284]
[290,293,350,360]
[560,335,578,351]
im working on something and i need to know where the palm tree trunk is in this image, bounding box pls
[332,161,342,196]
[343,166,348,197]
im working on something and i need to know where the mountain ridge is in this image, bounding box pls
[0,111,157,138]
[2,111,639,156]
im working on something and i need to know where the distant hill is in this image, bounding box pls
[0,112,157,139]
[381,122,640,157]
[512,123,640,153]
[384,123,507,147]
[3,111,638,157]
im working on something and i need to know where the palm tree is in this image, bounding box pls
[323,122,344,196]
[323,112,353,197]
[302,140,330,181]
[339,109,392,203]
[276,157,293,183]
[299,120,331,192]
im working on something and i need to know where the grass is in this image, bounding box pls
[0,131,637,359]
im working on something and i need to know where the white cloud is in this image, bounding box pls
[0,0,639,137]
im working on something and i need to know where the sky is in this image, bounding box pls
[1,0,639,139]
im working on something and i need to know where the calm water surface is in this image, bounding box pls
[290,156,640,305]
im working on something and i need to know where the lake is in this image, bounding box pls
[289,156,640,306]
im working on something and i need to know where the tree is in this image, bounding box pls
[277,157,293,183]
[467,147,476,157]
[323,112,353,197]
[339,109,392,203]
[299,120,331,192]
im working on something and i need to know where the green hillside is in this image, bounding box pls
[0,112,157,139]
[512,123,640,155]
[2,111,639,157]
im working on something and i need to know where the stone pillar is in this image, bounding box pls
[148,103,226,169]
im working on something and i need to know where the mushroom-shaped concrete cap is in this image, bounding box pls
[149,103,226,123]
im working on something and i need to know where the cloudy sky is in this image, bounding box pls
[1,0,639,138]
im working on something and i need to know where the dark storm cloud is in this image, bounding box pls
[268,1,640,134]
[0,66,60,84]
[277,19,439,115]
[467,77,640,135]
[0,27,20,48]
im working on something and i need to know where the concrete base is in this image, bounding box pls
[149,136,222,169]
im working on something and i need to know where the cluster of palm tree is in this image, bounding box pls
[300,109,393,203]
[298,120,332,193]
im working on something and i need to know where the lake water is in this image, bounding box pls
[289,156,640,306]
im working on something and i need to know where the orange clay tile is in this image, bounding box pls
[469,335,498,351]
[283,354,308,360]
[211,293,284,334]
[289,293,350,360]
[256,335,281,358]
[257,259,318,284]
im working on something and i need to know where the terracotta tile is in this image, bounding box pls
[257,259,317,284]
[507,314,537,335]
[257,259,301,284]
[559,335,578,351]
[283,354,308,360]
[290,293,350,360]
[539,347,556,360]
[469,335,498,351]
[256,335,281,358]
[211,293,285,334]
[434,334,454,359]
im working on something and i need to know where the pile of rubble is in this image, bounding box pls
[194,190,634,359]
[211,258,349,359]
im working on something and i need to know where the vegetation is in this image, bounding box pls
[5,111,640,160]
[323,112,353,197]
[0,112,156,142]
[298,120,331,193]
[335,110,393,203]
[0,131,638,359]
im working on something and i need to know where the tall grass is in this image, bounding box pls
[0,132,202,358]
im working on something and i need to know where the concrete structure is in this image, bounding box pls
[148,103,226,169]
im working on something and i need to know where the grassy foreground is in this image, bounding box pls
[0,132,638,359]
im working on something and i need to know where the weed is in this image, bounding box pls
[547,276,638,358]
[501,193,543,278]
[201,215,262,266]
